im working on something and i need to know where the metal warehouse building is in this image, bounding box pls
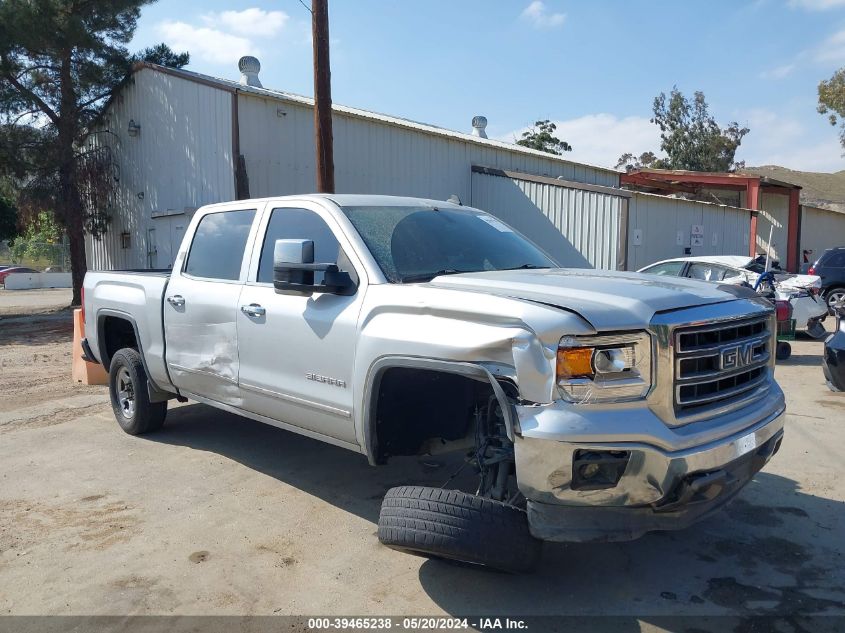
[86,60,790,273]
[86,61,625,271]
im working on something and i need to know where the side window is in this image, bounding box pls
[641,261,685,276]
[687,263,729,282]
[257,207,342,284]
[184,209,256,280]
[722,267,747,282]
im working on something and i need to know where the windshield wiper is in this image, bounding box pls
[500,264,551,271]
[399,269,473,283]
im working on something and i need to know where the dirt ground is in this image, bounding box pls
[0,289,843,626]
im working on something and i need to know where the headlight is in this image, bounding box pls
[556,332,653,403]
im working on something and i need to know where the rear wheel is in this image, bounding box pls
[826,287,845,315]
[378,486,541,573]
[108,348,167,435]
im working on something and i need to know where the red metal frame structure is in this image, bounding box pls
[620,169,802,271]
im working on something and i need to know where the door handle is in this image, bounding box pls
[167,295,185,308]
[240,303,266,317]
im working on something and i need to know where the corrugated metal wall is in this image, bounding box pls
[470,170,625,270]
[84,68,235,270]
[238,94,620,203]
[627,192,751,270]
[756,193,789,264]
[800,205,845,261]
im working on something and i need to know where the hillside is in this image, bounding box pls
[743,165,845,213]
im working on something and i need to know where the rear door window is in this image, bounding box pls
[184,209,256,280]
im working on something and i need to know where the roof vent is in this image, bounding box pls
[471,115,488,138]
[238,56,263,88]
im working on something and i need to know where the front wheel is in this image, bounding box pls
[776,341,792,361]
[109,348,167,435]
[378,486,541,573]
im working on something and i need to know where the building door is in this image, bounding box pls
[147,228,157,268]
[169,219,187,268]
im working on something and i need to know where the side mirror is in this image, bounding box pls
[273,239,354,295]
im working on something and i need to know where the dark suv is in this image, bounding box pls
[809,247,845,312]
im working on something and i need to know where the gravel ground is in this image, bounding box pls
[0,288,72,317]
[0,295,843,627]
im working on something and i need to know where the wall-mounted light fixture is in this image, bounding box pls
[127,119,141,137]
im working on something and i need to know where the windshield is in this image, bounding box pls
[341,205,557,283]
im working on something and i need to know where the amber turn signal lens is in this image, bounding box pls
[557,347,594,379]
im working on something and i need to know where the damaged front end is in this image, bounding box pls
[511,300,787,543]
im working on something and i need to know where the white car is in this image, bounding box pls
[639,256,828,338]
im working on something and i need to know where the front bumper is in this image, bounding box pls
[513,389,785,542]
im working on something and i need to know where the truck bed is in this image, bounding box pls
[83,269,174,392]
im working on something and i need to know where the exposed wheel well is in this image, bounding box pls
[373,367,502,464]
[100,316,139,367]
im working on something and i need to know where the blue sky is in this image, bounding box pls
[130,0,845,172]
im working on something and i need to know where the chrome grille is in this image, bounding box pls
[673,315,772,416]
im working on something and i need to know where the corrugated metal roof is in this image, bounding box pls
[128,62,620,178]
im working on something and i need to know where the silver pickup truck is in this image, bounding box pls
[83,194,785,572]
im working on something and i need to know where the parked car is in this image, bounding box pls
[807,247,845,313]
[0,266,38,285]
[824,297,845,392]
[83,195,785,572]
[638,256,828,338]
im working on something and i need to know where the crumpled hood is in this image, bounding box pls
[429,268,742,330]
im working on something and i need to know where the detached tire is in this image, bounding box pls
[109,347,167,435]
[378,486,541,573]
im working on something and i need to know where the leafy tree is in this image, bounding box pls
[0,194,17,244]
[817,68,845,149]
[136,43,190,68]
[617,88,749,172]
[615,151,659,172]
[516,119,572,155]
[10,210,61,263]
[0,0,188,304]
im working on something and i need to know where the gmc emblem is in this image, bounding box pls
[720,342,756,370]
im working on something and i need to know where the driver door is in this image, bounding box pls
[236,202,367,444]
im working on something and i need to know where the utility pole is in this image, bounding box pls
[312,0,335,193]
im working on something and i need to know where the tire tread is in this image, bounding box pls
[377,485,541,573]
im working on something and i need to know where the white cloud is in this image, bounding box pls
[759,62,796,79]
[502,114,660,169]
[156,21,259,65]
[734,109,844,171]
[744,136,843,171]
[501,110,845,172]
[203,8,289,38]
[814,28,845,63]
[789,0,845,10]
[520,1,567,29]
